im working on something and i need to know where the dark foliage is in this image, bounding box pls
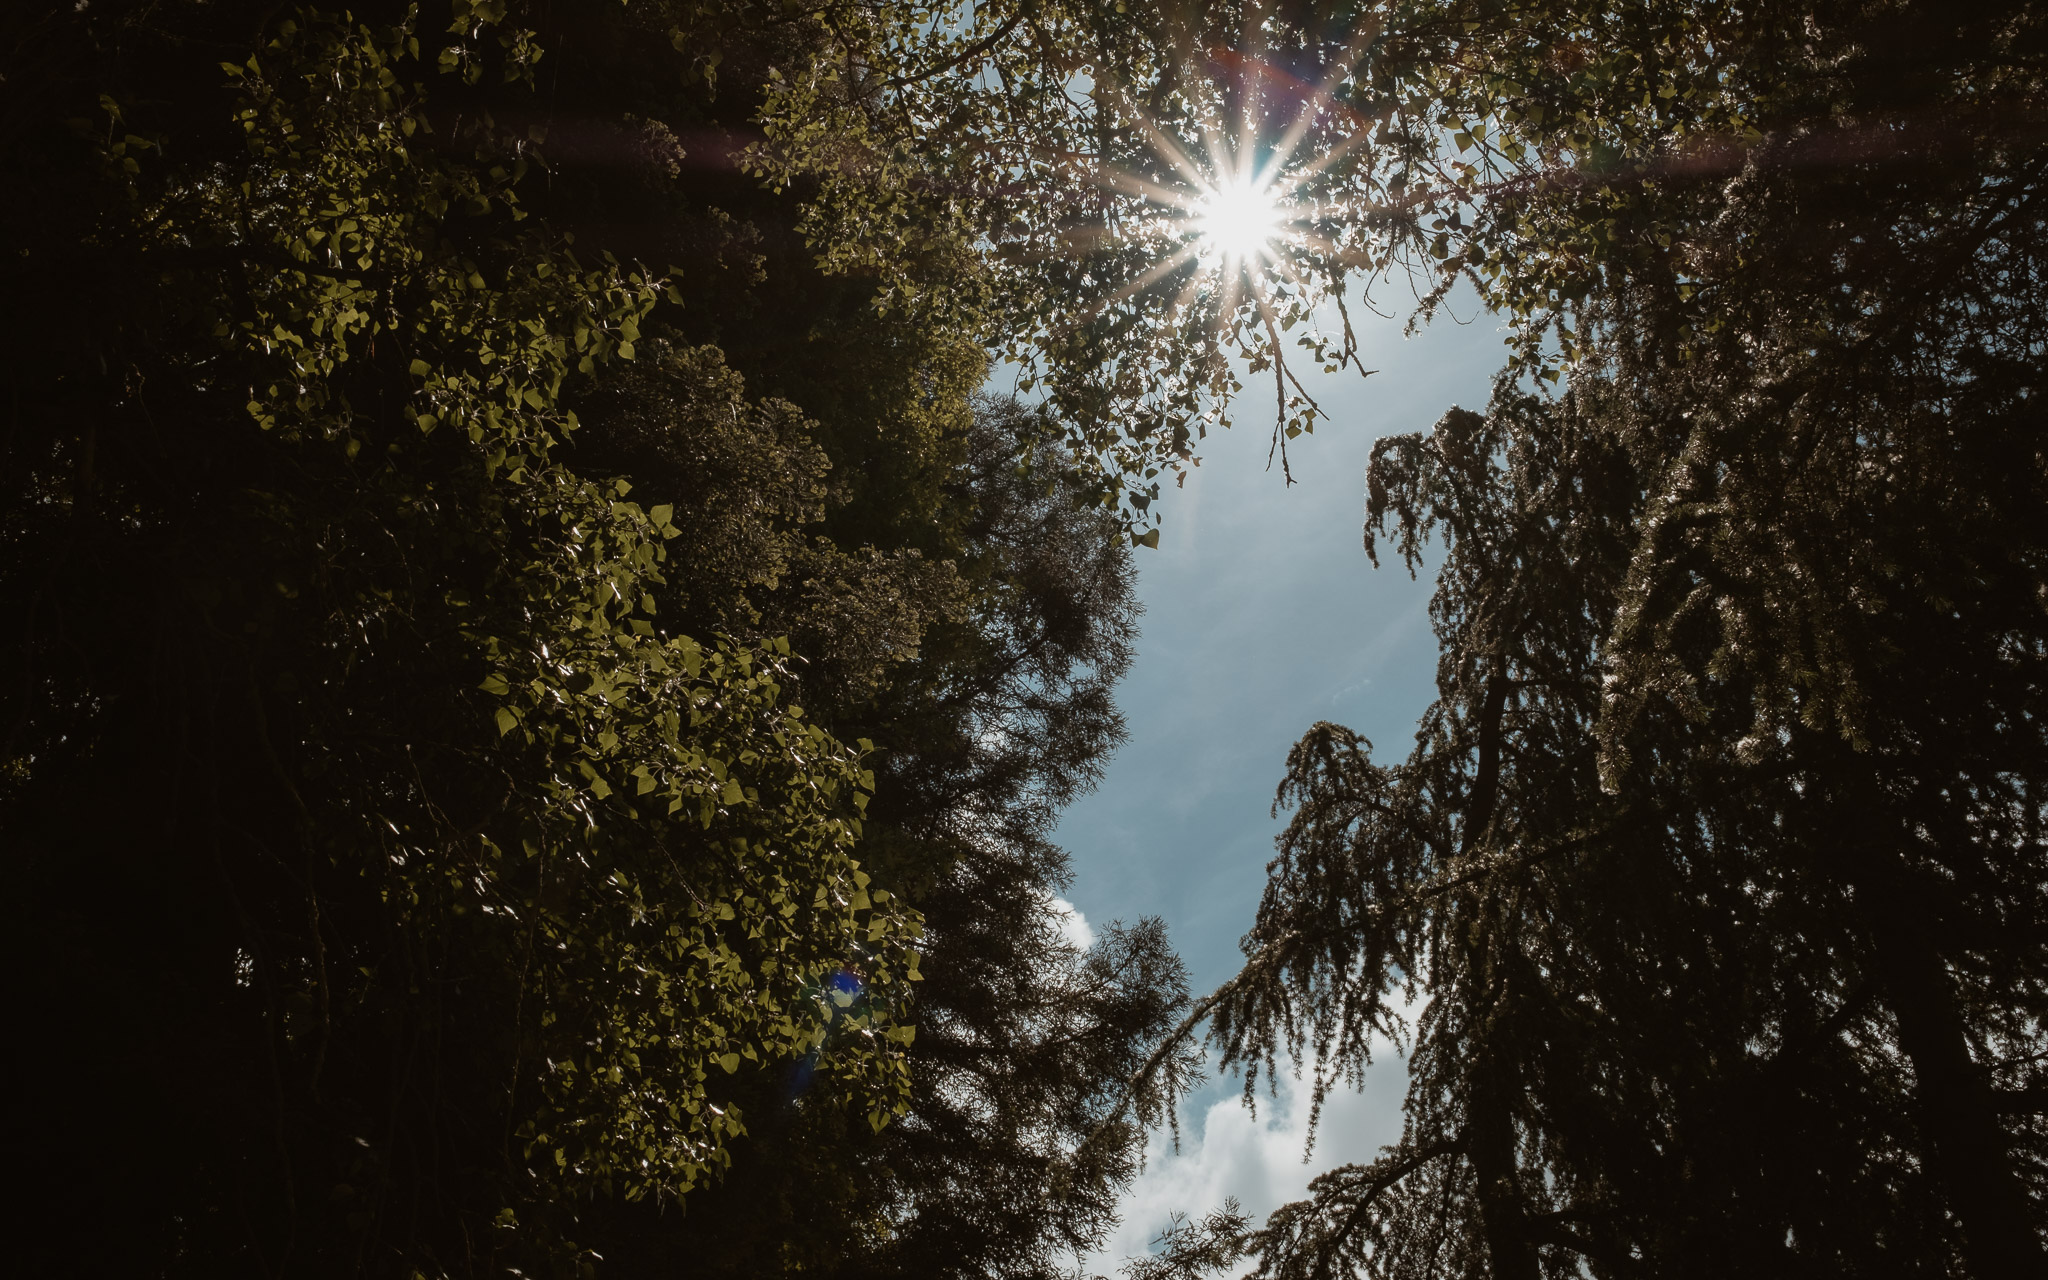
[0,2,1180,1276]
[1122,2,2048,1278]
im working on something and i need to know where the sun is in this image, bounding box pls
[1067,57,1368,340]
[1194,179,1283,263]
[1039,35,1386,491]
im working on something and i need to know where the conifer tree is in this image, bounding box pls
[1113,3,2048,1275]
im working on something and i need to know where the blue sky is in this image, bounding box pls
[1046,288,1507,1270]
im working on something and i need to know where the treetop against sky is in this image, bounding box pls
[6,0,2047,1276]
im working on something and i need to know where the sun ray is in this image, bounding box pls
[1044,29,1386,476]
[1269,123,1381,193]
[1236,2,1264,185]
[1214,267,1244,334]
[1079,244,1205,324]
[1121,108,1220,193]
[1168,266,1209,325]
[1092,163,1205,217]
[1250,23,1386,191]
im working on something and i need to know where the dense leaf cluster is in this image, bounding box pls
[1,1,1183,1275]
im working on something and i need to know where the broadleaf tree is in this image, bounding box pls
[1,0,1186,1275]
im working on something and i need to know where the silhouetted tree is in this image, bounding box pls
[1111,3,2048,1277]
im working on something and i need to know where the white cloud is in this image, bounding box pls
[1084,1046,1409,1278]
[1051,895,1096,951]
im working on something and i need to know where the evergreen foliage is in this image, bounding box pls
[1111,2,2048,1277]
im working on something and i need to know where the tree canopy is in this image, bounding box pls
[1,0,1186,1273]
[1106,2,2048,1277]
[8,0,2048,1276]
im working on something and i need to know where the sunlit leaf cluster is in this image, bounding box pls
[111,0,926,1216]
